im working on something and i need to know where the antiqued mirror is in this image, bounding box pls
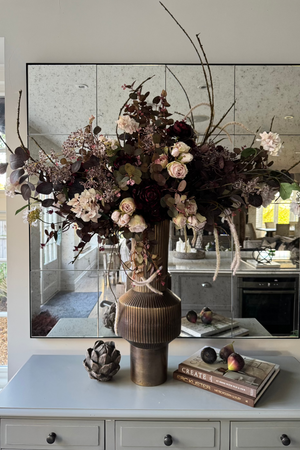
[27,63,300,339]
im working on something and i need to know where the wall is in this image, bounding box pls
[2,0,300,378]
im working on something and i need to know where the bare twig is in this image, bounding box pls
[17,90,26,149]
[166,65,195,128]
[0,135,13,154]
[30,137,56,165]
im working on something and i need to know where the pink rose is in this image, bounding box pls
[154,154,168,169]
[167,161,188,179]
[128,215,147,233]
[185,199,197,216]
[111,210,121,223]
[117,213,130,227]
[173,213,187,229]
[119,197,136,216]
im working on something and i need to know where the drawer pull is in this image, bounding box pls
[164,434,173,446]
[46,432,57,444]
[280,434,291,446]
[201,282,211,288]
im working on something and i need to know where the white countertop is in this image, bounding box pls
[0,354,299,419]
[168,251,300,274]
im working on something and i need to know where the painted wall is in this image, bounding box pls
[2,0,300,378]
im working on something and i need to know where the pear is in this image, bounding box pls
[219,342,235,362]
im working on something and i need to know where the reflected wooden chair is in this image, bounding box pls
[275,224,290,236]
[245,223,257,240]
[264,222,275,237]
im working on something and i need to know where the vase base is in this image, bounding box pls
[130,344,168,386]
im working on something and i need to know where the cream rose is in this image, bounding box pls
[178,152,193,164]
[170,141,190,157]
[117,213,130,227]
[167,161,188,179]
[173,213,187,229]
[187,214,206,231]
[111,210,121,223]
[128,215,147,233]
[119,197,136,216]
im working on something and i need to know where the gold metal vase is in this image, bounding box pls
[115,220,181,386]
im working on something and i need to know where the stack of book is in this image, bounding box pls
[181,313,249,337]
[173,348,280,407]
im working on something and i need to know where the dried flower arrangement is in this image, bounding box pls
[1,2,299,285]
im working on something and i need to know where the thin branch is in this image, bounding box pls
[0,135,13,154]
[207,101,236,138]
[30,137,56,165]
[269,116,275,132]
[159,2,214,144]
[17,90,26,149]
[166,65,195,128]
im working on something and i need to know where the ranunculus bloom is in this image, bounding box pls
[173,213,187,229]
[116,115,139,134]
[111,210,121,223]
[154,154,168,168]
[119,197,136,216]
[256,131,283,156]
[185,199,198,216]
[132,181,167,223]
[178,152,193,164]
[128,215,147,233]
[117,213,130,227]
[167,120,195,145]
[167,161,188,179]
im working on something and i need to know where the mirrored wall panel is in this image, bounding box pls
[27,63,300,339]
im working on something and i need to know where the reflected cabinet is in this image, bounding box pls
[27,63,300,339]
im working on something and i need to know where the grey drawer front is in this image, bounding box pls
[231,421,300,450]
[116,421,220,450]
[1,419,104,450]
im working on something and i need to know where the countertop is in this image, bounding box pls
[168,251,300,274]
[0,354,299,420]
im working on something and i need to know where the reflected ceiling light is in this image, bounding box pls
[284,115,294,120]
[76,84,88,89]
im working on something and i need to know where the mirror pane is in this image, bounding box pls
[28,64,97,135]
[27,63,300,339]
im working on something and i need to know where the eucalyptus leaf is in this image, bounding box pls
[241,148,256,158]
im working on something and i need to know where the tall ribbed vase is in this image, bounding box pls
[115,220,181,386]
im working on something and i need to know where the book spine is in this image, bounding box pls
[178,363,257,397]
[173,371,255,407]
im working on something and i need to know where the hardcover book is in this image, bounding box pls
[181,314,239,337]
[173,366,280,407]
[179,347,277,397]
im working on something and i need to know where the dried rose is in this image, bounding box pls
[154,154,168,168]
[185,199,198,216]
[117,213,130,227]
[119,197,136,216]
[178,152,193,164]
[167,161,188,179]
[173,213,187,229]
[111,210,121,223]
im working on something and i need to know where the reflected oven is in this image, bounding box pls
[238,277,299,336]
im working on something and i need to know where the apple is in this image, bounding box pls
[186,310,197,323]
[227,353,245,372]
[199,306,213,324]
[219,342,235,362]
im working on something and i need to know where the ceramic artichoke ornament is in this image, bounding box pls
[83,340,121,381]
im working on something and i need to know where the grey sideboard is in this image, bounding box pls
[0,354,300,450]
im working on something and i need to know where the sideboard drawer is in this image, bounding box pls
[116,420,220,450]
[1,419,104,450]
[231,421,300,449]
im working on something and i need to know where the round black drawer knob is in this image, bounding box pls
[280,434,291,446]
[46,432,56,444]
[164,434,173,446]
